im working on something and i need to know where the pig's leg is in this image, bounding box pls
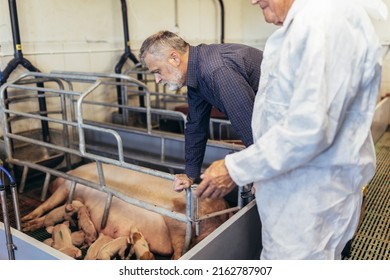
[60,247,82,259]
[163,217,187,260]
[165,198,187,260]
[22,200,83,232]
[21,177,70,222]
[22,204,66,232]
[21,216,46,232]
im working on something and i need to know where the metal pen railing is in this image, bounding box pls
[0,71,245,259]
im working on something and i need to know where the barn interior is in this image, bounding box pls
[1,0,390,260]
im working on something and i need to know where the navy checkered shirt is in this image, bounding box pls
[185,44,263,180]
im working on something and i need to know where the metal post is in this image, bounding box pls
[1,0,50,143]
[1,185,16,260]
[218,0,225,44]
[115,0,142,116]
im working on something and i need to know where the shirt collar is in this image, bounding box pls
[186,45,198,89]
[283,0,304,27]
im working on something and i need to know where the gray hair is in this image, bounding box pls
[139,30,189,64]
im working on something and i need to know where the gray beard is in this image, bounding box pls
[167,83,181,91]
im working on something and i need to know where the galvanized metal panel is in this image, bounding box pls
[180,200,262,260]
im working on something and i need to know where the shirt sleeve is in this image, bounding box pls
[184,87,212,179]
[225,14,364,186]
[211,67,256,147]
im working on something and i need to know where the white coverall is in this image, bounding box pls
[225,0,388,259]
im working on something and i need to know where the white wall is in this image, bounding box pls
[0,0,247,79]
[0,0,389,102]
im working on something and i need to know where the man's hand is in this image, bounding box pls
[195,159,236,200]
[173,174,194,192]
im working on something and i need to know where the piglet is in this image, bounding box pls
[96,236,130,260]
[129,227,155,260]
[84,233,113,260]
[77,205,97,246]
[46,221,82,259]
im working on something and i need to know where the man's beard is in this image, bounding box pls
[165,66,183,91]
[167,82,182,91]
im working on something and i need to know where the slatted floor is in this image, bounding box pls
[346,128,390,259]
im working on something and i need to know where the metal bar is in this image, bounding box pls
[96,161,105,187]
[115,0,140,113]
[75,80,103,156]
[217,0,225,44]
[73,99,188,124]
[66,181,76,205]
[59,83,72,169]
[49,70,164,134]
[10,183,21,230]
[8,0,22,59]
[4,83,82,96]
[0,186,16,260]
[183,188,193,255]
[197,206,241,222]
[14,71,97,83]
[41,173,51,202]
[3,108,76,127]
[191,184,242,222]
[101,193,113,229]
[7,158,186,222]
[0,71,240,259]
[160,138,166,162]
[3,0,52,142]
[237,185,244,209]
[4,131,176,181]
[18,165,28,193]
[145,89,152,134]
[194,186,200,236]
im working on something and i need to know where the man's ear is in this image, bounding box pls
[169,51,181,66]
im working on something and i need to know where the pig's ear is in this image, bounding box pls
[63,220,70,227]
[46,226,54,234]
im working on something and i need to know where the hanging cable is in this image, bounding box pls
[0,165,15,185]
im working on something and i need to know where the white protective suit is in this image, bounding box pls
[225,0,388,259]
